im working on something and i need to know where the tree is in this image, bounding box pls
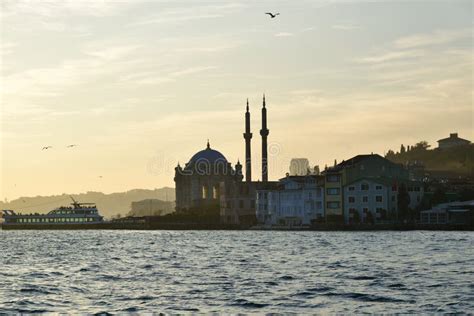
[353,211,360,224]
[459,188,474,201]
[379,209,387,221]
[366,211,374,224]
[397,183,411,223]
[431,187,447,206]
[385,149,396,159]
[400,144,406,154]
[413,141,430,151]
[313,165,320,175]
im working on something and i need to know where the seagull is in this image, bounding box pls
[265,12,280,18]
[67,144,78,148]
[98,176,103,178]
[42,146,52,150]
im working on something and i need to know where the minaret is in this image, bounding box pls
[243,99,252,182]
[260,94,269,182]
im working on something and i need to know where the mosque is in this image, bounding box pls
[174,95,271,224]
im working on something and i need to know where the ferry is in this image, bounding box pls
[1,197,104,228]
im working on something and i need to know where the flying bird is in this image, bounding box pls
[42,146,52,150]
[265,12,280,18]
[67,144,78,148]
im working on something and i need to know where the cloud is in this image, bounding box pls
[353,27,472,91]
[128,3,245,27]
[118,65,217,85]
[3,57,104,96]
[1,0,134,18]
[394,29,471,49]
[132,14,224,26]
[170,66,216,77]
[274,32,294,37]
[356,50,424,64]
[332,24,362,31]
[289,89,323,96]
[173,43,241,53]
[0,42,17,57]
[2,103,81,121]
[83,45,142,61]
[418,79,467,98]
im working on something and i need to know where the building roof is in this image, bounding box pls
[327,154,400,172]
[278,175,319,183]
[437,133,471,143]
[187,141,228,165]
[426,200,474,211]
[343,177,422,187]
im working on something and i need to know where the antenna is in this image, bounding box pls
[70,196,80,208]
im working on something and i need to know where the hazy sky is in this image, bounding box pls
[1,0,472,200]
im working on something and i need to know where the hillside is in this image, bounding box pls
[385,144,474,177]
[0,187,175,219]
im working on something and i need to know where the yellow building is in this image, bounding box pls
[324,171,344,222]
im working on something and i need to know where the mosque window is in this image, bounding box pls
[213,186,219,199]
[202,185,208,199]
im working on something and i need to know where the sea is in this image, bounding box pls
[0,230,473,314]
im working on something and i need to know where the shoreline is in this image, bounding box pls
[1,223,473,231]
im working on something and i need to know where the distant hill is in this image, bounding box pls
[127,199,175,217]
[0,187,175,219]
[385,143,474,177]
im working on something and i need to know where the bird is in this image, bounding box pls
[67,144,78,148]
[42,146,52,150]
[98,176,103,178]
[265,12,280,18]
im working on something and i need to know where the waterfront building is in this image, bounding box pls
[323,170,343,222]
[437,133,471,149]
[256,175,325,227]
[343,178,423,224]
[220,181,259,225]
[174,141,243,212]
[174,95,274,224]
[324,154,424,224]
[420,200,474,225]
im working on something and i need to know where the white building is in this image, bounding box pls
[437,133,471,149]
[420,200,474,225]
[256,175,324,227]
[289,158,310,176]
[343,178,424,224]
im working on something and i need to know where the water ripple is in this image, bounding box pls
[0,230,472,313]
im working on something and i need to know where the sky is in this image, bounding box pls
[0,0,472,200]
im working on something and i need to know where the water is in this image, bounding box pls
[0,230,472,313]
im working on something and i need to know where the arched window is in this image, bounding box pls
[202,185,208,199]
[213,185,219,199]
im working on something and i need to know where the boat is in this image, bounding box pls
[1,196,104,228]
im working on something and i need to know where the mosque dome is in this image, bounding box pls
[187,141,228,166]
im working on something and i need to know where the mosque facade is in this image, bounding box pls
[174,95,271,224]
